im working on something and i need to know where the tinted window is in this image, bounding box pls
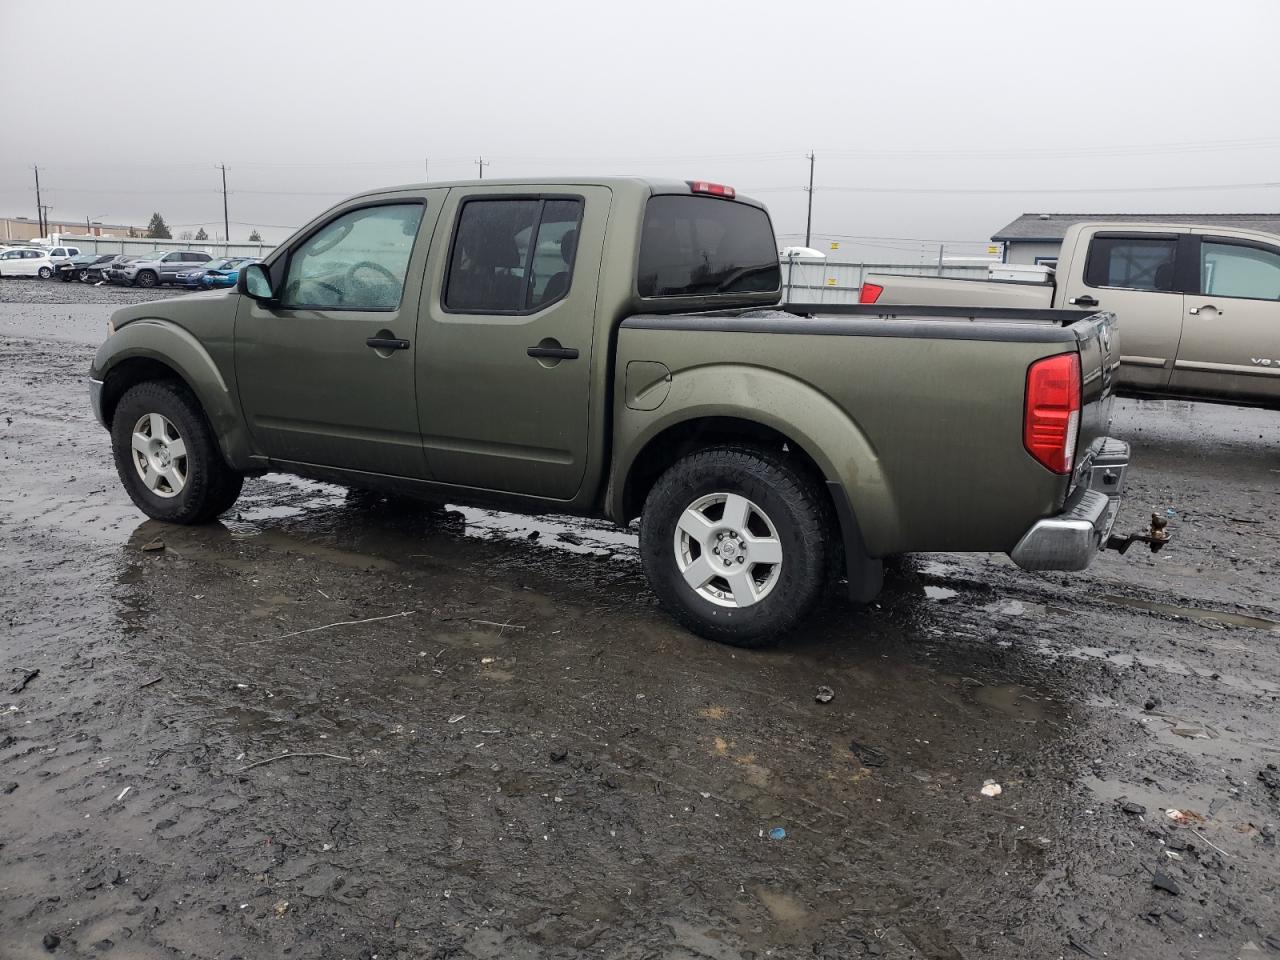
[444,197,585,313]
[1201,241,1280,300]
[1084,236,1177,291]
[637,195,780,298]
[51,248,65,257]
[282,203,424,310]
[190,252,211,262]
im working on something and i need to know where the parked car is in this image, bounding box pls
[57,252,109,282]
[173,257,254,289]
[113,250,213,287]
[862,221,1280,410]
[0,247,55,279]
[89,177,1146,645]
[105,256,148,285]
[201,257,258,289]
[44,245,83,272]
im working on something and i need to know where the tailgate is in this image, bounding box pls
[1070,309,1120,491]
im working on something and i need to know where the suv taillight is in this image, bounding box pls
[859,282,883,304]
[1024,352,1081,474]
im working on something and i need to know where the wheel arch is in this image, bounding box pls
[95,321,252,467]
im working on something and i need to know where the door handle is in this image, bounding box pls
[366,336,410,350]
[1068,295,1099,307]
[1188,305,1222,316]
[527,344,579,360]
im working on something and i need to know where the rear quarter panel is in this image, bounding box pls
[613,319,1077,555]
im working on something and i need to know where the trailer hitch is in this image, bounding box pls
[1107,512,1171,556]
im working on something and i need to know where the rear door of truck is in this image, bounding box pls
[414,185,612,499]
[1056,228,1189,392]
[1169,230,1280,405]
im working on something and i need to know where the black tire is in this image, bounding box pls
[38,266,52,279]
[639,445,831,647]
[77,268,89,281]
[60,270,73,282]
[111,380,243,524]
[135,270,158,288]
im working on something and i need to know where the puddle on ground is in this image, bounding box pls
[923,586,959,602]
[1100,594,1280,633]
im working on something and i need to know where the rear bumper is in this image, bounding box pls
[1010,438,1129,571]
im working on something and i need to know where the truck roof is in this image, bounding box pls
[346,176,770,211]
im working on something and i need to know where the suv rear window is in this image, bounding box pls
[637,195,779,298]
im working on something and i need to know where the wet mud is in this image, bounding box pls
[1,292,1278,958]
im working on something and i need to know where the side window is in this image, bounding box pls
[1201,241,1280,301]
[25,250,41,259]
[51,248,65,258]
[444,197,585,313]
[282,203,425,310]
[1084,236,1178,292]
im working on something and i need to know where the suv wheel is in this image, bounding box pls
[135,270,158,288]
[111,381,244,524]
[639,445,831,647]
[77,268,89,281]
[38,266,53,279]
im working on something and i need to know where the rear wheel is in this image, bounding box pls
[639,445,831,647]
[110,381,243,524]
[135,270,158,288]
[38,266,52,279]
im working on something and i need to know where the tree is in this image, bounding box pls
[146,212,172,240]
[194,227,208,241]
[248,229,262,243]
[179,230,193,241]
[127,226,138,238]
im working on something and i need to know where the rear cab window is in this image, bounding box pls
[637,195,780,298]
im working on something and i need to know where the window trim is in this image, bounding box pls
[441,193,586,317]
[1083,232,1182,294]
[277,198,427,313]
[1195,234,1280,302]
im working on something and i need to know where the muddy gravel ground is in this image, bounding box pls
[1,283,1278,959]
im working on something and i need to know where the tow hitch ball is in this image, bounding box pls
[1107,512,1171,556]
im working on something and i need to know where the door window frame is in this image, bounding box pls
[1194,235,1280,303]
[441,193,586,317]
[274,198,427,313]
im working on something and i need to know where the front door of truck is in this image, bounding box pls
[415,185,610,500]
[234,191,444,477]
[1169,233,1280,405]
[1057,231,1188,393]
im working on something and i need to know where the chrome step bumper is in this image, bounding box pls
[1010,439,1129,572]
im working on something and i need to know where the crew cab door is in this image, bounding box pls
[234,190,444,477]
[1057,230,1189,392]
[1170,232,1280,405]
[416,185,610,499]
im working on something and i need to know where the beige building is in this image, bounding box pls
[1,215,143,242]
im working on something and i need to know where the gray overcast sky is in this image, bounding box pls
[2,0,1279,257]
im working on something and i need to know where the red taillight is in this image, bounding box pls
[859,282,884,304]
[687,180,736,198]
[1024,352,1081,474]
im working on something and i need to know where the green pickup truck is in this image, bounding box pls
[90,177,1134,645]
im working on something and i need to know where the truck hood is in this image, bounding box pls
[110,289,234,332]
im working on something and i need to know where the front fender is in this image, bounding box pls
[92,319,253,468]
[611,364,901,555]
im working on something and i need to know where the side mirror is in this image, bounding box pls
[240,263,275,302]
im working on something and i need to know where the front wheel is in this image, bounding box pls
[639,445,831,647]
[135,270,157,288]
[110,381,243,524]
[38,266,53,279]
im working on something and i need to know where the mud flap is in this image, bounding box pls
[826,480,884,603]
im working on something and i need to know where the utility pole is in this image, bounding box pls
[33,165,44,236]
[219,164,230,248]
[804,151,815,249]
[476,156,489,179]
[424,157,429,182]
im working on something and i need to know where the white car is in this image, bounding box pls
[0,247,55,279]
